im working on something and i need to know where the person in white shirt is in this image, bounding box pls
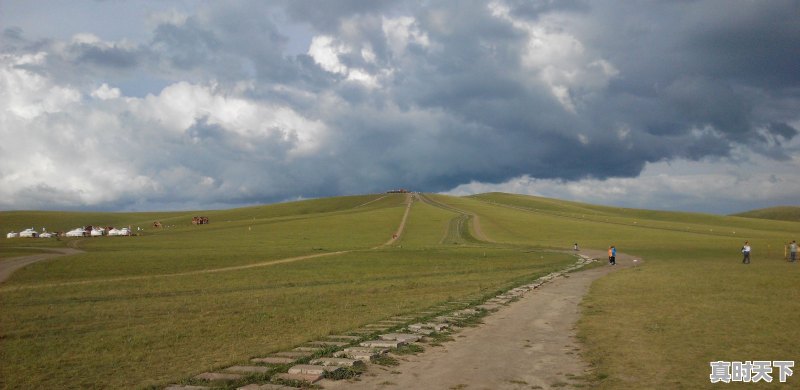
[790,240,797,262]
[741,241,751,264]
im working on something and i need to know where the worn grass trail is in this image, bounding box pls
[0,248,84,283]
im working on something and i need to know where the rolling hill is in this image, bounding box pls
[1,192,798,389]
[731,205,800,222]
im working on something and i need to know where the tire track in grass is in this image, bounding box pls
[418,193,492,243]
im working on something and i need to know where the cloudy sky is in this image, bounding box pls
[1,1,798,214]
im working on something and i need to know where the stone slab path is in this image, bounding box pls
[324,249,635,390]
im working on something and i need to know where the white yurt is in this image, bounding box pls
[109,227,132,236]
[90,228,105,237]
[19,228,38,238]
[66,228,86,237]
[6,232,18,238]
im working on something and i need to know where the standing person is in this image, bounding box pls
[790,240,797,263]
[741,241,751,264]
[574,243,579,251]
[611,246,617,265]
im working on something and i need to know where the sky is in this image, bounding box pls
[1,1,798,214]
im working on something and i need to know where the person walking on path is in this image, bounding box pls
[741,241,751,264]
[790,240,797,263]
[608,245,616,265]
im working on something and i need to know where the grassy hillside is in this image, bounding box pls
[732,205,800,222]
[0,193,575,389]
[2,192,798,389]
[462,193,800,389]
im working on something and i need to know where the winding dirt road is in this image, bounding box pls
[325,249,635,390]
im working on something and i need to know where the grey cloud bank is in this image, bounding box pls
[0,1,798,213]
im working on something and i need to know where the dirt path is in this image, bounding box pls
[418,193,492,243]
[326,249,636,390]
[2,195,414,291]
[0,248,84,284]
[377,193,414,248]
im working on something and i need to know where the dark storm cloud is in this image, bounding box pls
[1,0,799,211]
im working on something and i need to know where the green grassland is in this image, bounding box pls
[0,193,577,389]
[463,193,800,389]
[1,192,798,389]
[733,205,800,222]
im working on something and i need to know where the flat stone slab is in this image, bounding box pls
[273,351,313,358]
[327,335,361,340]
[251,356,295,364]
[288,364,341,376]
[165,386,210,390]
[477,304,500,311]
[409,322,449,331]
[335,347,388,361]
[273,372,322,384]
[311,357,363,367]
[194,372,244,382]
[391,316,416,320]
[293,346,324,352]
[408,327,434,335]
[308,340,348,347]
[379,333,421,342]
[453,309,478,316]
[224,365,271,374]
[237,384,293,390]
[360,339,406,349]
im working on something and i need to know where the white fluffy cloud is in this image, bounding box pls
[0,52,327,209]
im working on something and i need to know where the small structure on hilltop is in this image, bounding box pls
[19,228,38,238]
[108,227,132,236]
[66,227,88,237]
[387,189,410,194]
[191,216,209,225]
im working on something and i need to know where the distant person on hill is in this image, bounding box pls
[790,240,797,262]
[741,241,751,264]
[608,245,616,265]
[574,243,579,251]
